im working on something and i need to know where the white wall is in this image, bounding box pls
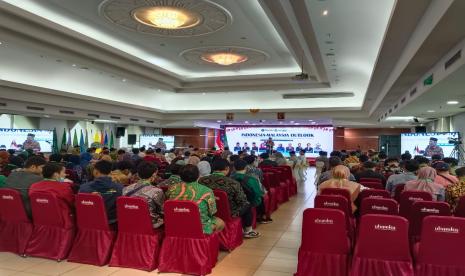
[451,112,465,144]
[0,114,11,128]
[12,115,39,129]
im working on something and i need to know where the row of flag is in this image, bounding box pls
[52,128,115,154]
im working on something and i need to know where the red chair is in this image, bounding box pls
[415,216,465,276]
[399,191,433,218]
[320,188,352,216]
[351,214,414,276]
[213,190,243,251]
[360,178,382,184]
[109,197,163,271]
[26,192,75,260]
[0,188,33,255]
[158,200,219,275]
[360,198,399,216]
[394,184,406,202]
[409,201,451,241]
[279,165,297,196]
[358,189,390,203]
[68,194,116,266]
[360,182,383,189]
[453,195,465,217]
[296,208,350,276]
[315,195,354,240]
[263,172,278,212]
[268,168,289,204]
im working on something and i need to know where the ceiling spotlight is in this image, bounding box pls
[427,110,435,113]
[322,10,329,16]
[216,120,221,123]
[290,121,295,123]
[244,121,249,124]
[133,6,202,30]
[447,100,459,105]
[228,122,232,125]
[0,42,3,45]
[295,123,300,125]
[202,52,248,66]
[122,78,127,82]
[202,92,206,95]
[308,119,313,122]
[44,115,50,118]
[72,64,77,67]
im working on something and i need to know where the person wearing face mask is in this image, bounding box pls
[29,162,75,226]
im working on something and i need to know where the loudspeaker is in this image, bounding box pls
[128,134,137,145]
[116,127,126,138]
[415,126,427,133]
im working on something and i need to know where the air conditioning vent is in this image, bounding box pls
[130,118,139,122]
[26,106,44,111]
[445,50,461,70]
[282,92,354,99]
[146,120,154,123]
[0,103,6,107]
[59,110,74,114]
[401,97,406,104]
[110,116,121,120]
[88,113,100,118]
[409,88,417,97]
[394,104,398,109]
[460,105,465,109]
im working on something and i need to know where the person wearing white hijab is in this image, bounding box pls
[197,161,211,177]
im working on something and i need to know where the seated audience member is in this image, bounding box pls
[355,161,386,184]
[443,157,459,176]
[79,160,123,224]
[49,153,64,163]
[4,156,46,216]
[110,160,134,186]
[344,151,360,167]
[123,162,164,228]
[197,161,211,177]
[143,149,162,166]
[221,147,232,160]
[431,154,443,165]
[158,164,183,187]
[259,153,277,167]
[198,159,258,238]
[315,151,329,172]
[29,162,74,226]
[187,155,200,166]
[138,147,146,158]
[318,157,356,185]
[385,160,419,196]
[244,155,263,182]
[232,159,270,226]
[167,164,224,234]
[274,152,287,166]
[405,167,445,201]
[383,157,402,175]
[414,155,430,168]
[445,167,465,211]
[401,152,412,162]
[433,161,458,187]
[0,174,5,188]
[319,165,361,213]
[154,148,167,162]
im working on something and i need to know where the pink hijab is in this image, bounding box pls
[405,167,442,196]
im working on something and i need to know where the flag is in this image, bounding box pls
[100,130,104,145]
[109,130,114,148]
[67,128,72,147]
[52,128,59,154]
[104,131,109,146]
[79,130,86,153]
[60,128,67,151]
[85,129,89,148]
[214,129,223,150]
[73,129,79,147]
[93,130,100,143]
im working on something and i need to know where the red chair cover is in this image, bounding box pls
[279,165,297,196]
[213,190,243,251]
[109,197,163,271]
[263,173,278,212]
[320,188,353,216]
[296,208,350,276]
[268,169,288,204]
[415,216,465,276]
[360,198,399,216]
[399,191,433,218]
[68,193,115,266]
[360,182,384,189]
[275,168,290,202]
[454,196,465,217]
[360,178,382,184]
[359,189,391,203]
[394,184,406,202]
[158,200,219,275]
[0,188,33,255]
[409,201,451,241]
[26,192,75,260]
[315,195,355,240]
[351,214,414,276]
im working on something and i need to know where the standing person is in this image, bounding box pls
[404,167,445,201]
[158,163,183,188]
[355,161,386,184]
[154,138,167,151]
[385,160,419,197]
[424,137,444,158]
[274,152,287,166]
[433,161,458,187]
[259,153,277,167]
[123,162,165,228]
[4,156,46,217]
[290,150,308,184]
[445,167,465,211]
[265,137,274,154]
[79,160,123,224]
[22,133,41,152]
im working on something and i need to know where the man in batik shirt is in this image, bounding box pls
[446,167,465,211]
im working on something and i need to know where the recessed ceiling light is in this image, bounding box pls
[447,100,459,105]
[245,121,249,124]
[158,89,161,92]
[216,120,221,123]
[295,123,300,125]
[290,121,295,123]
[427,110,435,113]
[0,42,3,45]
[308,120,313,122]
[322,10,329,16]
[279,122,283,124]
[228,122,232,125]
[72,64,76,67]
[122,79,127,82]
[311,122,316,124]
[133,6,202,30]
[202,92,206,95]
[201,52,248,66]
[44,115,50,118]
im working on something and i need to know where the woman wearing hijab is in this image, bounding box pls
[187,155,200,166]
[405,167,445,201]
[197,161,211,177]
[318,165,361,213]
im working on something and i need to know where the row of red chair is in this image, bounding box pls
[296,208,465,276]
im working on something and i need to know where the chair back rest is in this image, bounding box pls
[0,188,30,223]
[399,191,433,217]
[359,189,390,203]
[409,201,451,238]
[418,216,465,266]
[360,178,382,184]
[360,182,383,189]
[164,200,204,238]
[454,195,465,217]
[30,192,68,227]
[116,196,153,234]
[301,208,349,254]
[213,190,232,222]
[315,195,351,228]
[355,214,411,261]
[320,188,352,214]
[75,193,109,231]
[262,173,273,190]
[360,197,399,216]
[394,184,406,202]
[279,166,293,181]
